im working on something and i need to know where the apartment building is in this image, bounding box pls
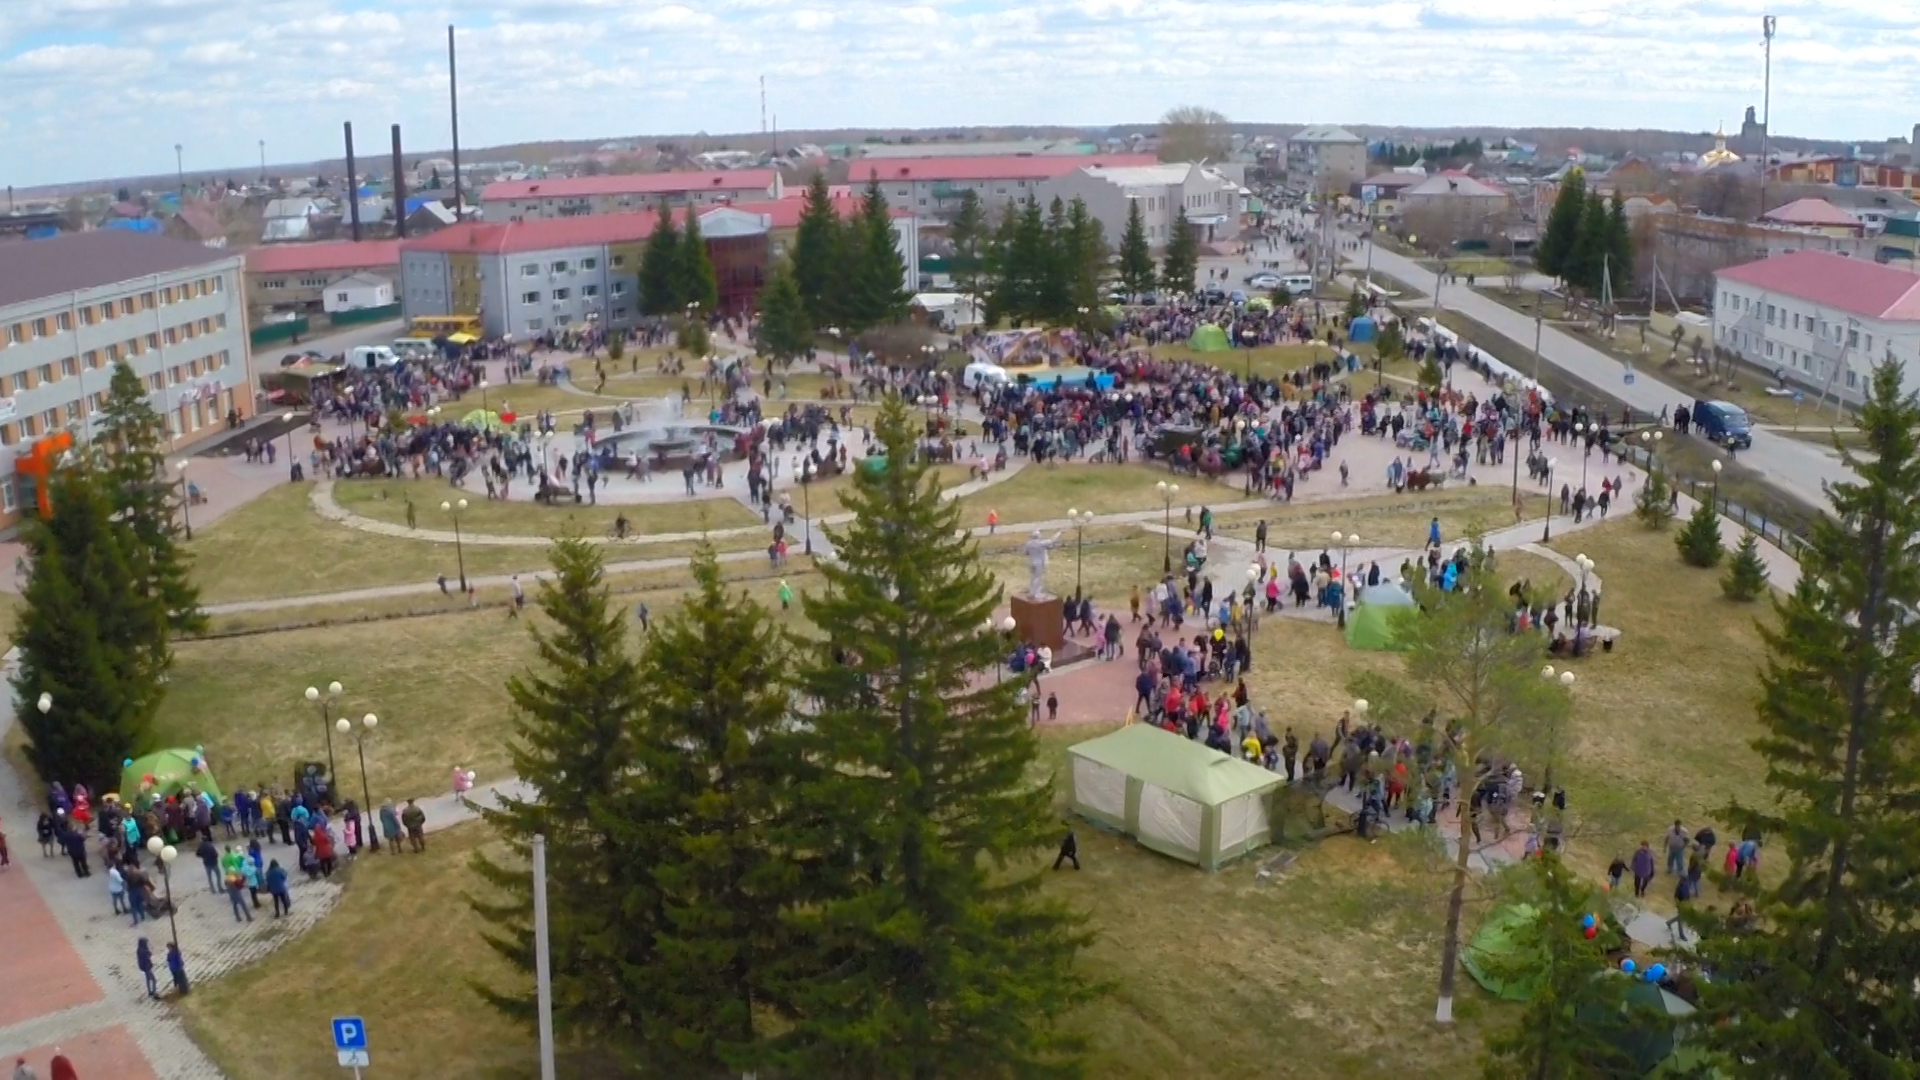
[1287,126,1368,190]
[1713,249,1920,406]
[1036,163,1244,249]
[844,154,1159,221]
[479,170,784,222]
[0,231,250,522]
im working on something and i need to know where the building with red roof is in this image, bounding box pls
[1713,249,1920,404]
[244,239,403,320]
[479,170,782,223]
[1759,197,1865,237]
[842,154,1158,220]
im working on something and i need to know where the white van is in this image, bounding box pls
[390,338,436,362]
[1280,274,1315,295]
[962,360,1011,390]
[349,345,402,370]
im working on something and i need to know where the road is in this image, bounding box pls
[251,317,405,367]
[1344,231,1846,511]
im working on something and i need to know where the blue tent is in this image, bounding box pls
[1350,316,1377,343]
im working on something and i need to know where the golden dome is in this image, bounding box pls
[1701,124,1742,168]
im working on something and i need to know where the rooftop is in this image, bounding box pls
[857,139,1096,160]
[845,154,1158,184]
[480,170,780,203]
[0,230,234,310]
[1761,197,1864,228]
[1290,125,1363,145]
[245,239,403,275]
[1080,163,1200,187]
[1717,250,1920,322]
[1402,173,1509,198]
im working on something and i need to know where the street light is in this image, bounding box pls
[175,459,193,540]
[1540,665,1576,791]
[997,615,1016,684]
[1156,480,1180,574]
[1573,553,1595,606]
[1331,531,1358,629]
[1574,422,1591,491]
[36,692,52,715]
[1542,459,1557,542]
[146,835,181,951]
[799,459,816,555]
[441,498,470,591]
[304,681,344,797]
[280,410,301,481]
[1711,458,1724,506]
[336,713,381,851]
[478,378,490,412]
[1065,508,1097,600]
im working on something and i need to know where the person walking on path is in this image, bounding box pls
[1052,827,1080,870]
[165,941,190,996]
[1665,820,1689,876]
[136,938,158,998]
[266,859,292,917]
[1631,840,1656,898]
[401,799,427,852]
[225,868,253,923]
[378,800,402,854]
[108,864,127,915]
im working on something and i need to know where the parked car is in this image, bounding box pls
[1197,286,1228,305]
[1246,272,1282,289]
[1228,290,1248,306]
[1692,399,1753,450]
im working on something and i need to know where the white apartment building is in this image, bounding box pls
[1713,249,1920,405]
[1036,163,1243,249]
[1288,125,1368,190]
[845,154,1159,221]
[480,170,784,222]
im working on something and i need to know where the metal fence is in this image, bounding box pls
[1617,443,1813,560]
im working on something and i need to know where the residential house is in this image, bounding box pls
[1760,198,1866,238]
[261,197,330,243]
[1397,173,1513,240]
[164,206,227,248]
[1349,172,1424,217]
[322,273,395,315]
[1713,249,1920,405]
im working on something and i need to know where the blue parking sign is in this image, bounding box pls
[333,1016,368,1051]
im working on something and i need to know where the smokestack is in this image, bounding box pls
[343,121,362,242]
[392,124,408,239]
[448,25,463,218]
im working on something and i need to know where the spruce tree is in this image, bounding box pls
[470,538,651,1049]
[608,546,813,1077]
[1566,194,1612,296]
[1692,359,1920,1077]
[1001,197,1050,327]
[756,262,813,364]
[792,174,845,328]
[1534,169,1585,280]
[843,177,910,333]
[1675,500,1724,566]
[1160,207,1198,294]
[982,203,1022,328]
[774,398,1098,1077]
[1634,467,1675,529]
[676,209,720,317]
[1720,531,1769,600]
[947,189,987,306]
[638,201,681,316]
[1062,196,1108,321]
[12,465,166,793]
[1116,197,1156,299]
[96,360,203,634]
[1606,194,1633,294]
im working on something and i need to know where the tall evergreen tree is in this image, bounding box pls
[1721,531,1770,601]
[1036,197,1072,323]
[676,209,721,317]
[1605,193,1634,294]
[843,177,910,333]
[947,189,987,306]
[1566,194,1612,296]
[12,465,166,793]
[756,261,813,364]
[982,202,1023,328]
[1062,196,1108,324]
[1116,197,1156,299]
[607,546,815,1077]
[96,360,203,634]
[1000,197,1051,327]
[1534,169,1585,280]
[470,538,652,1052]
[792,174,845,329]
[1693,359,1920,1078]
[1160,207,1198,294]
[1634,466,1675,529]
[773,398,1099,1077]
[639,201,682,316]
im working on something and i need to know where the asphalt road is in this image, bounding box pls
[1343,231,1846,512]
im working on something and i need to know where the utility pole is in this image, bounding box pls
[1759,15,1776,217]
[258,139,267,184]
[448,24,464,218]
[532,834,556,1080]
[174,143,184,194]
[760,75,767,138]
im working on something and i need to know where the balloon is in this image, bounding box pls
[1584,925,1598,939]
[1582,913,1597,929]
[1621,959,1637,974]
[1649,964,1667,981]
[123,758,134,768]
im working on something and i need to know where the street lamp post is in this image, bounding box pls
[1331,531,1358,629]
[1066,508,1096,600]
[1539,665,1576,791]
[800,459,815,555]
[1710,458,1724,507]
[145,835,182,951]
[1573,553,1595,606]
[997,615,1016,684]
[337,713,381,851]
[281,410,302,481]
[304,681,344,796]
[1575,422,1591,491]
[175,459,193,540]
[1156,480,1180,574]
[441,498,469,591]
[479,378,490,413]
[1542,460,1557,542]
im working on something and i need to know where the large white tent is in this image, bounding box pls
[1066,724,1283,870]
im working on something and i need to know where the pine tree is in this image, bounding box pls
[843,176,910,333]
[639,201,681,316]
[1062,196,1108,324]
[1692,359,1920,1078]
[947,189,987,306]
[1160,207,1198,294]
[1606,194,1634,294]
[608,545,814,1077]
[1481,855,1646,1080]
[1720,531,1770,601]
[1002,197,1051,327]
[675,208,720,317]
[96,360,203,634]
[982,202,1022,328]
[470,538,651,1050]
[1116,197,1156,299]
[792,174,845,329]
[1375,318,1406,364]
[1417,355,1444,391]
[1675,500,1724,567]
[756,261,813,363]
[773,398,1099,1077]
[1567,194,1612,295]
[607,329,625,363]
[1634,467,1675,529]
[11,466,165,793]
[680,316,712,360]
[1535,169,1585,280]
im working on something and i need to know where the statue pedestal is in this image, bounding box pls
[1010,594,1065,651]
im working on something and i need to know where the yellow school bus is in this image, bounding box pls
[407,314,482,340]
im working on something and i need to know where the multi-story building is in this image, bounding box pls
[1035,163,1244,250]
[844,154,1158,221]
[479,170,784,223]
[1653,213,1885,299]
[245,239,402,320]
[1712,249,1920,405]
[1287,126,1367,190]
[0,231,251,522]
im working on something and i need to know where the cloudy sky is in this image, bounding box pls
[4,0,1919,188]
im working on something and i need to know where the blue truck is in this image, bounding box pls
[1692,399,1753,450]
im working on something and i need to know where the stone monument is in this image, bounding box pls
[1010,529,1066,650]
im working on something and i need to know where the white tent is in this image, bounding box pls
[1066,724,1283,870]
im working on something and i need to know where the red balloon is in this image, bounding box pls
[1584,925,1598,939]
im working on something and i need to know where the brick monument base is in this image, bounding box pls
[1010,593,1065,651]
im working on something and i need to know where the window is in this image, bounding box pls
[611,282,627,297]
[40,409,58,431]
[20,417,34,438]
[160,287,175,305]
[550,260,569,274]
[119,298,135,316]
[552,288,570,301]
[581,257,597,271]
[522,291,542,305]
[336,292,349,304]
[1866,333,1874,352]
[555,314,571,326]
[33,318,50,337]
[1765,342,1774,358]
[106,343,121,362]
[1848,328,1860,347]
[146,333,160,350]
[36,364,53,384]
[149,374,164,392]
[613,306,629,320]
[525,318,544,331]
[6,324,23,344]
[1847,370,1859,388]
[611,254,627,269]
[64,403,82,424]
[83,350,99,369]
[60,358,76,377]
[521,264,540,278]
[101,302,115,321]
[140,292,155,310]
[582,285,599,298]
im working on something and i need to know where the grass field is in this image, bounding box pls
[1208,488,1519,552]
[1149,341,1365,384]
[956,463,1247,529]
[799,464,973,519]
[333,478,759,538]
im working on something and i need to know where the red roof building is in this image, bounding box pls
[1716,250,1920,322]
[1759,197,1865,236]
[845,154,1156,185]
[479,170,782,222]
[245,239,402,275]
[1713,250,1920,404]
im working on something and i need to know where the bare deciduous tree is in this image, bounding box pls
[1159,105,1231,163]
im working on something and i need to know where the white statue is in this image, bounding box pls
[1020,529,1065,598]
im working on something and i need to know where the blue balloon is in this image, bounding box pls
[1582,913,1597,929]
[123,758,134,768]
[1621,959,1637,974]
[1649,964,1667,981]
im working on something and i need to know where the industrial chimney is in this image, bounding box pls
[392,124,408,239]
[343,121,362,242]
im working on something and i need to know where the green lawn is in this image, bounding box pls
[333,478,758,538]
[956,463,1247,530]
[1208,487,1520,552]
[1149,341,1366,384]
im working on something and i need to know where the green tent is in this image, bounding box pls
[122,748,223,803]
[1462,903,1544,1002]
[1345,582,1415,651]
[1066,724,1281,870]
[1187,324,1230,353]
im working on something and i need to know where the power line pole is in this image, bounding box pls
[533,834,556,1080]
[1759,15,1776,217]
